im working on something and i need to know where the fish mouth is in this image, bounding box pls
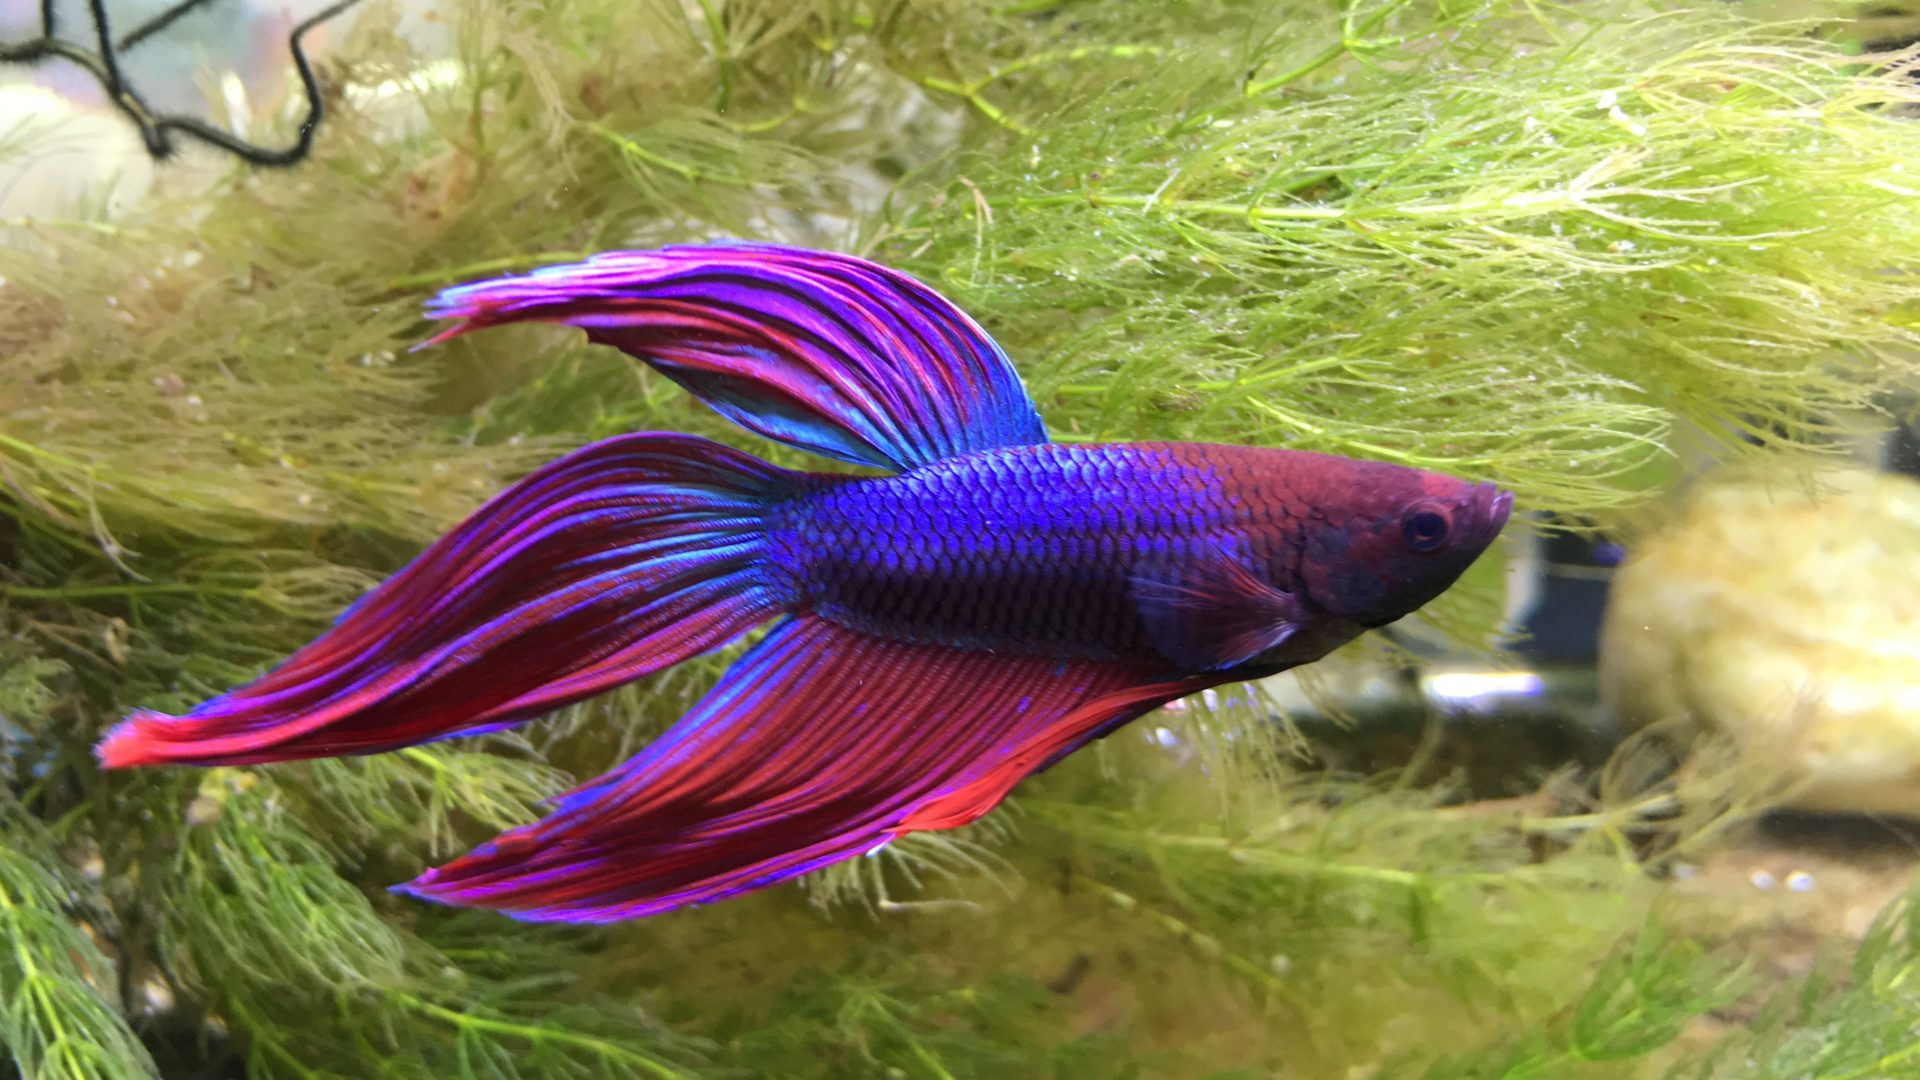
[1472,483,1515,545]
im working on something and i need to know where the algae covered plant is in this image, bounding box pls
[5,0,1920,1076]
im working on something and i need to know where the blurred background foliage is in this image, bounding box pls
[4,0,1920,1076]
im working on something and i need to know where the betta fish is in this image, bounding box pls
[97,243,1513,923]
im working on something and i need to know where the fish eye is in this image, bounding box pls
[1401,506,1451,552]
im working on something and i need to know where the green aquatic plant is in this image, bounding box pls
[3,0,1920,1075]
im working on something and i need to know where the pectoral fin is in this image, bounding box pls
[1131,545,1304,672]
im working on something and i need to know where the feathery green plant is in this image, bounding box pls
[3,0,1919,1075]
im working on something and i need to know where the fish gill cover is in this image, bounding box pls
[1,0,1919,1077]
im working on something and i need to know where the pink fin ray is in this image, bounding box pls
[400,615,1218,922]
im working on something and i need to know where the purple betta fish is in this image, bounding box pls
[98,244,1513,922]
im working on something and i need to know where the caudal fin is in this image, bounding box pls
[97,435,808,767]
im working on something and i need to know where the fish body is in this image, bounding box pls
[775,441,1506,668]
[97,244,1512,922]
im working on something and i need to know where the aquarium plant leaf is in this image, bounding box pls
[0,818,158,1080]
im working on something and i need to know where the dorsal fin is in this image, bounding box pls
[424,243,1048,471]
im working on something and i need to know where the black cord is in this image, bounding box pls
[118,0,226,52]
[0,0,367,167]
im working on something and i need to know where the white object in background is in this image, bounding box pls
[1600,467,1920,817]
[0,83,153,222]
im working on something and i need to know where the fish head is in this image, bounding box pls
[1295,460,1513,629]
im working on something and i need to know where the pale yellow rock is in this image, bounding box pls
[1599,467,1920,816]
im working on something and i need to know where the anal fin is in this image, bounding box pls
[400,616,1218,922]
